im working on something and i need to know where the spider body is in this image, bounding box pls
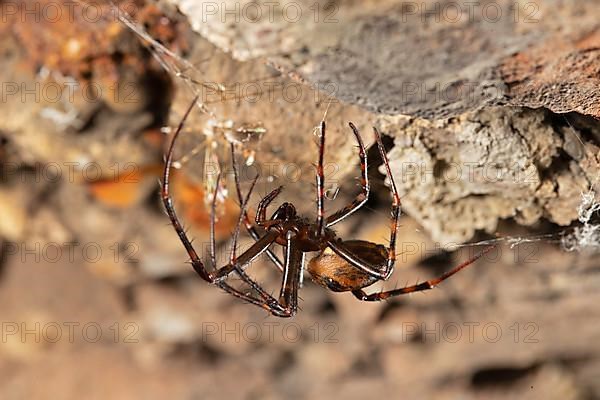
[308,241,388,292]
[261,202,387,291]
[162,98,494,317]
[263,203,330,250]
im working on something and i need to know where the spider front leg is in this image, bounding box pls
[230,143,284,271]
[255,185,284,227]
[352,245,497,301]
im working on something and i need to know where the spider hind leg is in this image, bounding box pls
[352,245,497,301]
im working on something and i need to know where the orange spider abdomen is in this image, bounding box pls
[307,240,388,292]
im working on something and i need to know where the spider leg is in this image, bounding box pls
[352,245,497,301]
[162,96,213,282]
[374,126,401,278]
[227,232,302,318]
[161,97,288,317]
[208,171,221,270]
[326,122,369,227]
[219,277,287,315]
[212,175,275,280]
[219,175,298,316]
[315,120,326,235]
[216,230,300,318]
[255,185,283,226]
[225,232,305,318]
[231,271,291,317]
[320,127,400,280]
[230,143,284,271]
[222,175,301,317]
[229,174,259,264]
[211,220,292,316]
[219,230,290,316]
[278,232,304,314]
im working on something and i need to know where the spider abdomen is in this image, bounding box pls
[307,240,389,292]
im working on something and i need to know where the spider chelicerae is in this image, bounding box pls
[161,98,494,317]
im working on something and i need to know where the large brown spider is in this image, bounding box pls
[161,99,494,317]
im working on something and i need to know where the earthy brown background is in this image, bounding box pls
[0,1,599,399]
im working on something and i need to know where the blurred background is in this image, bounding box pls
[0,1,599,399]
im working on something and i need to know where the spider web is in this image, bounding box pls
[109,0,291,217]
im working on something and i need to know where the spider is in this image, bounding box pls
[161,98,495,317]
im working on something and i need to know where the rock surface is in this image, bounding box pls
[174,0,600,119]
[172,0,600,242]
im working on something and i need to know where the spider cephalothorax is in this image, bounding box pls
[162,98,494,317]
